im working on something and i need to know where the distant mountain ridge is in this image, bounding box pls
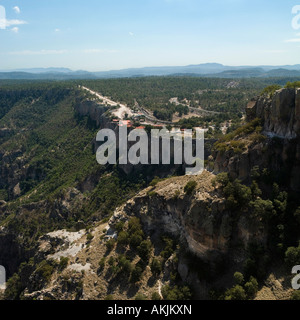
[1,63,300,79]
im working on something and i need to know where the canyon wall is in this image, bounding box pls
[213,88,300,191]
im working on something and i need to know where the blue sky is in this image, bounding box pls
[0,0,299,71]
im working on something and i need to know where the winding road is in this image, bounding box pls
[80,86,133,119]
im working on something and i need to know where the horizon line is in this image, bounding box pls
[1,62,300,74]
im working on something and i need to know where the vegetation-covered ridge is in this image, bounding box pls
[0,83,150,262]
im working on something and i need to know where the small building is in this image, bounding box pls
[118,120,132,128]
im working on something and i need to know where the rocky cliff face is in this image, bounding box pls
[213,88,300,191]
[14,171,266,300]
[246,88,300,139]
[0,149,48,199]
[74,99,110,128]
[114,171,265,261]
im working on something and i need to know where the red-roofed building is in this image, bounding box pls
[118,120,132,127]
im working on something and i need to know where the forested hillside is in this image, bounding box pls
[0,78,299,301]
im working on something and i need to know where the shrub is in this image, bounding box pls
[250,180,262,199]
[36,260,54,283]
[250,199,274,220]
[108,265,119,275]
[160,236,175,260]
[135,293,147,300]
[285,81,300,89]
[137,240,152,261]
[108,256,115,266]
[294,207,300,225]
[243,243,270,281]
[115,221,125,233]
[223,180,252,209]
[59,257,69,271]
[244,276,259,298]
[99,257,106,270]
[214,142,227,154]
[214,118,262,145]
[214,140,248,155]
[147,191,157,197]
[261,85,281,97]
[128,217,142,234]
[291,290,300,300]
[285,245,300,268]
[4,273,23,300]
[251,132,266,143]
[151,292,162,300]
[251,166,261,180]
[224,285,247,300]
[129,233,143,249]
[127,218,144,249]
[150,258,162,276]
[230,140,246,154]
[106,239,116,252]
[161,285,192,300]
[234,272,244,285]
[153,109,173,121]
[117,231,129,246]
[86,233,94,242]
[149,176,160,187]
[184,180,197,195]
[130,265,143,283]
[212,172,229,187]
[0,189,8,201]
[118,255,133,275]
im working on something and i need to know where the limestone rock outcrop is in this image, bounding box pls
[74,99,110,128]
[213,88,300,191]
[112,171,265,261]
[246,88,300,139]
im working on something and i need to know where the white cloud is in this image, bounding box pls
[264,49,287,53]
[285,38,300,43]
[54,28,60,32]
[4,19,27,27]
[13,6,21,14]
[83,49,117,54]
[83,49,105,53]
[129,32,134,36]
[0,8,27,31]
[9,49,68,55]
[11,27,19,33]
